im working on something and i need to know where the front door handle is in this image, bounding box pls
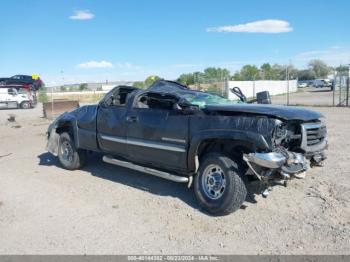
[126,116,138,123]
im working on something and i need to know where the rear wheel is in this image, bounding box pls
[58,132,86,170]
[194,153,247,215]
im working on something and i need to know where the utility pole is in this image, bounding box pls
[347,64,350,106]
[333,70,336,106]
[253,74,256,99]
[286,65,289,105]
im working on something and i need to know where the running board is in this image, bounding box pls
[102,156,189,183]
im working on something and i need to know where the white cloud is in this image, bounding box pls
[77,60,113,69]
[207,19,293,33]
[69,10,95,20]
[296,50,329,58]
[115,62,142,69]
[295,47,350,65]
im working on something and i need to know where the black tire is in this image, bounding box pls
[194,153,247,216]
[58,132,86,170]
[20,101,31,109]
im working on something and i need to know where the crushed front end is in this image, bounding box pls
[243,118,327,195]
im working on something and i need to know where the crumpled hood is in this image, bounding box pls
[205,104,323,121]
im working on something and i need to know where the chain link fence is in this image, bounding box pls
[272,66,349,107]
[192,77,229,97]
[334,76,349,106]
[281,77,349,107]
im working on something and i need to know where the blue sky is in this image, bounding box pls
[0,0,349,86]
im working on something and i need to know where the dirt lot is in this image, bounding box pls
[0,104,349,255]
[272,87,346,106]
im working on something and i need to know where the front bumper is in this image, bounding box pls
[243,150,308,178]
[243,152,286,169]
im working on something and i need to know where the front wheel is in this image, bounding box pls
[58,132,86,170]
[20,101,31,109]
[194,153,247,216]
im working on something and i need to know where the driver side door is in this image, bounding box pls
[126,92,189,172]
[97,87,137,158]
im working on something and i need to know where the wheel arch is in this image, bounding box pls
[19,100,31,109]
[54,117,79,148]
[187,130,271,172]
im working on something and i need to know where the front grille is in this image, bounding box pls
[300,122,327,152]
[306,125,326,146]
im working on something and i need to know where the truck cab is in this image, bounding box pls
[0,88,32,109]
[46,80,327,215]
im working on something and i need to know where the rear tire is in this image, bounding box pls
[58,132,86,170]
[194,153,247,216]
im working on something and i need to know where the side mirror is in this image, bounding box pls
[256,91,271,104]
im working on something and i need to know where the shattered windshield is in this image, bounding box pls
[181,92,239,108]
[148,80,240,108]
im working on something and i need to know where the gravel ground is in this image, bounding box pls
[0,104,349,255]
[272,87,342,106]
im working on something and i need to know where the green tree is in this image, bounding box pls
[133,81,146,89]
[271,64,287,80]
[240,65,260,80]
[202,67,230,80]
[60,86,67,92]
[177,73,195,86]
[308,59,330,78]
[297,69,316,80]
[144,75,161,87]
[38,88,49,103]
[287,65,298,80]
[260,63,273,80]
[79,83,88,91]
[335,65,349,76]
[230,71,242,81]
[192,71,204,86]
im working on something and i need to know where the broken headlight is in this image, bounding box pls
[272,120,288,146]
[274,120,287,140]
[319,117,326,126]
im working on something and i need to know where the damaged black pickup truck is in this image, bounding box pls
[46,80,327,215]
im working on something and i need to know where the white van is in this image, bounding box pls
[313,79,332,88]
[0,88,32,109]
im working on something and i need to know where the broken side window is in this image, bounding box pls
[104,86,137,107]
[135,92,179,110]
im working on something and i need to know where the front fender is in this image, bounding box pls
[187,130,271,172]
[46,113,80,152]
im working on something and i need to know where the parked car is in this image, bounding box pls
[0,87,33,109]
[0,75,44,91]
[298,82,308,88]
[46,80,327,215]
